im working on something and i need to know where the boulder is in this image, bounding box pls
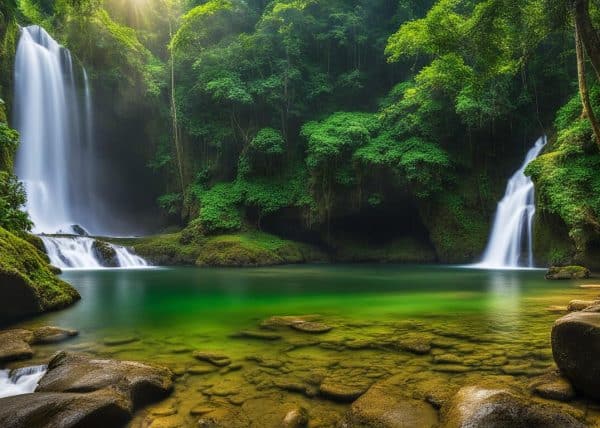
[342,382,438,428]
[70,225,90,236]
[91,240,118,267]
[567,300,600,312]
[282,407,309,428]
[0,329,33,362]
[552,310,600,400]
[545,266,590,280]
[442,386,584,428]
[0,227,80,323]
[37,351,173,407]
[0,390,131,428]
[530,371,575,402]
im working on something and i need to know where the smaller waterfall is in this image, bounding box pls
[476,137,546,269]
[0,365,47,399]
[41,237,148,269]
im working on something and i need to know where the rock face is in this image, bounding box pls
[442,386,584,428]
[545,266,590,280]
[0,351,173,428]
[91,240,118,267]
[0,227,80,323]
[342,382,438,428]
[552,310,600,400]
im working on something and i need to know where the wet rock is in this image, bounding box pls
[187,365,217,375]
[342,382,438,428]
[0,390,131,428]
[546,266,590,280]
[220,363,243,374]
[396,339,431,355]
[0,329,33,363]
[190,405,217,416]
[432,354,462,364]
[546,305,568,313]
[103,336,139,346]
[578,284,600,289]
[260,315,320,329]
[319,379,369,402]
[37,351,173,407]
[530,371,576,402]
[245,355,283,369]
[71,225,89,236]
[567,299,600,312]
[282,406,308,428]
[552,310,600,400]
[92,240,118,267]
[291,322,332,334]
[193,351,231,367]
[431,364,470,374]
[442,386,584,428]
[582,304,600,313]
[230,330,282,341]
[32,326,78,344]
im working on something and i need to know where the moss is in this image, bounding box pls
[532,213,575,267]
[91,240,118,267]
[0,227,80,323]
[333,237,437,264]
[112,231,327,267]
[545,265,590,280]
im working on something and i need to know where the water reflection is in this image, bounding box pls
[485,270,522,332]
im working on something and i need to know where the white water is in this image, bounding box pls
[13,26,148,268]
[41,237,148,269]
[0,365,47,399]
[475,137,547,269]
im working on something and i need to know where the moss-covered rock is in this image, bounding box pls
[0,227,80,323]
[111,231,328,267]
[545,266,590,280]
[91,240,118,267]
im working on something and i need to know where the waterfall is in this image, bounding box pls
[41,237,148,269]
[475,137,546,269]
[13,26,148,269]
[0,365,47,399]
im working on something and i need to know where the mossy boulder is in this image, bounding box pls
[91,240,118,267]
[545,266,590,280]
[0,227,80,323]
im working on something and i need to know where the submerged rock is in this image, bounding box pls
[0,329,34,363]
[530,371,576,402]
[567,299,600,312]
[291,321,332,334]
[552,310,600,400]
[442,386,584,428]
[342,382,438,428]
[193,351,231,367]
[32,326,78,344]
[282,406,309,428]
[230,330,282,341]
[319,379,369,402]
[545,266,590,280]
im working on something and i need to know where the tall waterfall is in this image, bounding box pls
[476,137,546,269]
[13,26,147,268]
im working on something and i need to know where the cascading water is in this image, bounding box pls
[0,365,47,399]
[475,137,547,269]
[13,26,147,268]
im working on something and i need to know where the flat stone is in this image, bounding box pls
[343,382,438,428]
[319,380,368,402]
[578,284,600,289]
[432,354,462,364]
[231,330,282,341]
[396,339,431,355]
[190,406,216,416]
[532,374,576,402]
[151,405,177,417]
[0,329,34,363]
[32,326,78,345]
[546,305,568,313]
[431,364,470,374]
[291,322,332,334]
[567,300,600,312]
[103,336,139,346]
[260,315,320,329]
[187,365,217,375]
[193,351,231,367]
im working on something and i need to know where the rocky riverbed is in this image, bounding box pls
[3,281,600,428]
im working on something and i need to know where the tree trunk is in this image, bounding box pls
[168,18,185,195]
[576,24,600,149]
[574,0,600,81]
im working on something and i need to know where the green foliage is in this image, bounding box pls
[0,172,32,233]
